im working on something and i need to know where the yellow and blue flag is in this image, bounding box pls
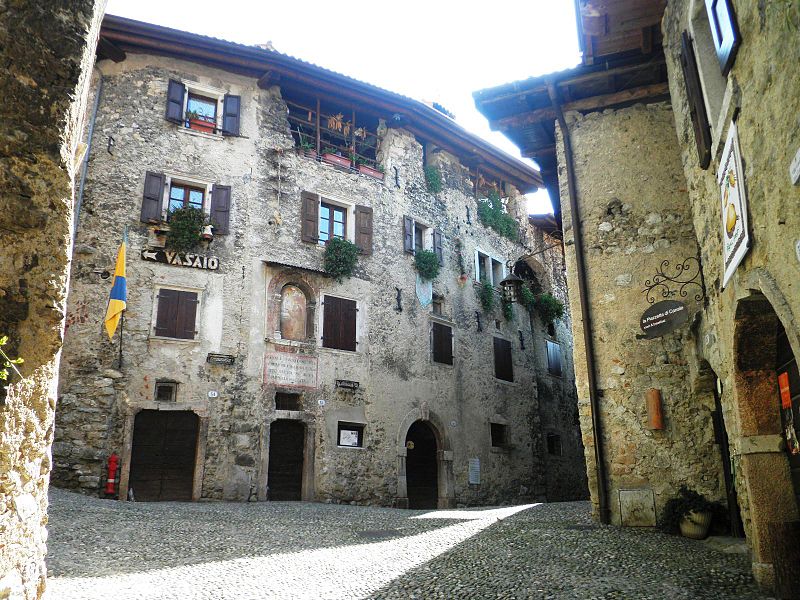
[104,230,127,340]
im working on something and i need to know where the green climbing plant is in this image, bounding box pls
[414,249,440,281]
[323,237,360,282]
[424,165,443,194]
[476,190,519,242]
[534,293,565,324]
[166,206,207,253]
[502,300,514,321]
[478,281,495,312]
[519,284,537,312]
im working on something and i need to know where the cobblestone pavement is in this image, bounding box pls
[45,488,769,599]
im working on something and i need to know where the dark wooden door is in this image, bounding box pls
[129,410,199,502]
[406,420,438,509]
[268,420,305,501]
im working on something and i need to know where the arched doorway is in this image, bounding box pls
[128,410,199,502]
[405,420,438,509]
[267,420,305,501]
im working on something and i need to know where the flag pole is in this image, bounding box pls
[118,225,127,369]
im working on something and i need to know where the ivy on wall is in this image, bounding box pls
[477,190,518,242]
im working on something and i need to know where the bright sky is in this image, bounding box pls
[105,0,581,213]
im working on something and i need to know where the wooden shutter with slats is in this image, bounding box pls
[176,291,199,340]
[323,296,357,351]
[301,192,319,243]
[432,322,453,365]
[141,171,165,223]
[403,215,414,253]
[165,80,185,123]
[155,289,179,337]
[222,94,241,136]
[210,184,231,234]
[354,205,373,255]
[680,31,711,170]
[433,229,443,265]
[493,337,513,381]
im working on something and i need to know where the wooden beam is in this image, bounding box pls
[555,57,665,89]
[257,71,280,88]
[562,82,670,112]
[521,145,556,159]
[641,26,653,54]
[474,83,549,107]
[490,106,557,132]
[97,36,126,62]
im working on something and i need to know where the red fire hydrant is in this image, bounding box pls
[105,452,119,497]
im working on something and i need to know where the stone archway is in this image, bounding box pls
[395,406,455,509]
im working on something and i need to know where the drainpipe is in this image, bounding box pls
[74,66,103,242]
[547,80,610,525]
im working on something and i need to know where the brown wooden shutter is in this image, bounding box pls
[705,0,740,75]
[403,216,414,253]
[680,32,712,170]
[210,184,231,234]
[155,289,179,337]
[432,322,453,365]
[222,94,241,136]
[354,205,373,255]
[323,296,356,351]
[301,192,319,243]
[494,337,513,381]
[165,79,185,123]
[341,298,357,351]
[433,229,443,265]
[141,171,165,223]
[322,296,338,348]
[176,291,199,340]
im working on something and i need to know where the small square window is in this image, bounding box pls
[319,201,347,245]
[432,296,443,316]
[186,93,218,132]
[168,183,205,216]
[490,423,507,447]
[547,433,562,456]
[155,381,177,402]
[275,392,302,411]
[337,422,364,447]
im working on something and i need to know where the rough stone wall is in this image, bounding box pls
[662,0,800,585]
[0,2,105,598]
[54,51,586,507]
[557,103,725,525]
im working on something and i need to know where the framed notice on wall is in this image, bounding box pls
[718,122,750,288]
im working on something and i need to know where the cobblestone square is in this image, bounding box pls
[45,489,769,599]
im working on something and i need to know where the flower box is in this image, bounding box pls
[358,164,384,181]
[188,117,216,134]
[322,153,351,169]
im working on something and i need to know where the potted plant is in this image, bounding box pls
[414,249,440,281]
[358,161,385,181]
[185,110,215,134]
[299,138,316,158]
[323,237,360,282]
[322,146,351,169]
[660,486,723,539]
[165,206,209,253]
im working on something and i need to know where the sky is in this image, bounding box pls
[105,0,582,213]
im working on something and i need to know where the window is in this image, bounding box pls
[490,423,507,447]
[432,296,443,316]
[475,250,504,284]
[432,322,453,365]
[547,433,562,456]
[168,183,204,214]
[403,216,443,264]
[547,322,556,337]
[322,295,357,351]
[275,392,302,411]
[337,422,364,447]
[280,285,308,341]
[165,79,241,136]
[154,381,177,402]
[546,340,562,377]
[493,337,513,382]
[300,192,373,254]
[154,289,199,340]
[140,172,231,234]
[319,201,346,244]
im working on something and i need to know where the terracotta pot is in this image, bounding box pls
[358,164,384,180]
[322,153,351,169]
[188,117,215,133]
[679,510,712,539]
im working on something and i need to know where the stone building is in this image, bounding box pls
[475,0,800,591]
[52,16,588,509]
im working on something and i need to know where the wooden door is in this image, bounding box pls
[267,420,305,501]
[406,420,438,509]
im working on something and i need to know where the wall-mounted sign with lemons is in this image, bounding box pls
[723,168,738,238]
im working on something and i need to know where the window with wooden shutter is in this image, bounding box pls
[155,289,198,340]
[141,171,165,223]
[705,0,740,76]
[546,340,562,377]
[493,337,513,382]
[680,31,712,170]
[403,215,414,253]
[354,205,373,255]
[432,322,453,365]
[301,192,319,243]
[322,295,357,351]
[165,80,186,123]
[433,229,443,265]
[222,94,241,136]
[210,184,231,234]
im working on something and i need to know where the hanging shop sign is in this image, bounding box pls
[335,379,360,390]
[207,353,235,365]
[718,122,750,288]
[264,352,318,389]
[639,300,689,339]
[141,249,219,271]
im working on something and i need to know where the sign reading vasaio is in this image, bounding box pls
[718,122,750,288]
[639,300,689,339]
[141,249,219,271]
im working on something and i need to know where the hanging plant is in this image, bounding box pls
[424,165,443,194]
[519,284,537,312]
[479,281,495,312]
[535,293,565,324]
[323,237,360,282]
[166,206,207,254]
[477,189,519,242]
[502,300,514,321]
[414,249,440,281]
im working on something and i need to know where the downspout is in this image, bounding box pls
[74,66,103,242]
[547,79,610,525]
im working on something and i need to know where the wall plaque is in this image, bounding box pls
[141,249,219,271]
[335,379,360,390]
[468,458,481,485]
[718,122,750,288]
[639,300,688,339]
[264,352,318,389]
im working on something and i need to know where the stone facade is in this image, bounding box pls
[53,29,588,509]
[0,2,105,599]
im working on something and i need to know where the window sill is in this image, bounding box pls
[148,335,201,345]
[335,445,367,450]
[493,377,517,386]
[319,346,361,357]
[177,126,224,141]
[266,337,316,350]
[490,445,511,454]
[432,361,454,369]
